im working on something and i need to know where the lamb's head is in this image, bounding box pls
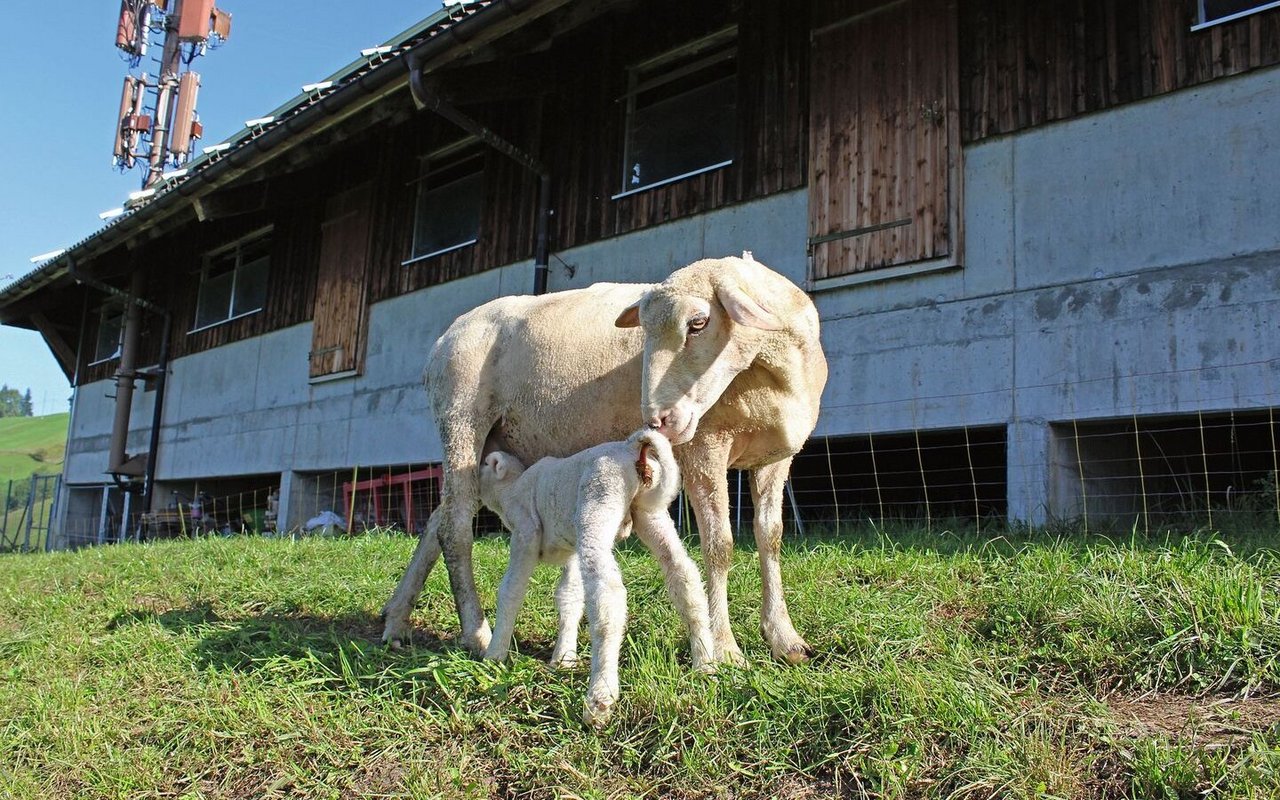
[478,451,527,514]
[614,255,783,444]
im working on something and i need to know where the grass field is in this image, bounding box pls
[0,412,67,549]
[2,527,1279,799]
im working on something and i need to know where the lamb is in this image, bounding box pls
[382,255,828,667]
[478,428,714,728]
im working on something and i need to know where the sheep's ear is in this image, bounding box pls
[716,282,783,330]
[614,301,641,328]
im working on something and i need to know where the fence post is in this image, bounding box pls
[1,478,11,548]
[22,473,37,553]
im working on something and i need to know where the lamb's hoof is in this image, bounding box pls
[583,697,614,729]
[550,653,579,669]
[714,644,748,668]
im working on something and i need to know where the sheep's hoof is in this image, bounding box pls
[779,642,815,665]
[460,621,493,657]
[714,644,748,668]
[551,652,579,669]
[385,637,404,651]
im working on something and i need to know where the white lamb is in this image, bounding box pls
[478,427,714,727]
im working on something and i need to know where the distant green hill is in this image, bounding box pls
[0,413,68,484]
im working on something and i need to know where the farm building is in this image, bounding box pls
[1,0,1278,547]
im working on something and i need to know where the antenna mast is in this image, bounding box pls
[112,0,232,189]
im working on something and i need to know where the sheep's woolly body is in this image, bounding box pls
[382,256,828,666]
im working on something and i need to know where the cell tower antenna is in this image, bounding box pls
[111,0,232,189]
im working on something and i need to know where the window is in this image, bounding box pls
[193,229,270,331]
[92,306,124,364]
[616,26,738,198]
[407,139,484,262]
[1193,0,1280,29]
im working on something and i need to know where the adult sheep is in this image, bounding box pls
[381,254,828,664]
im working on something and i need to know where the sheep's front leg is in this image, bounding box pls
[484,528,540,662]
[578,507,628,728]
[633,511,714,671]
[679,442,743,665]
[550,553,584,668]
[751,457,812,663]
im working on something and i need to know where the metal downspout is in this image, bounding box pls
[406,55,554,295]
[108,271,145,476]
[66,257,172,503]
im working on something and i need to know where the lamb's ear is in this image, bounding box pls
[716,282,783,330]
[614,300,641,328]
[483,452,506,480]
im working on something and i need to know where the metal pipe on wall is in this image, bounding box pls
[107,271,145,476]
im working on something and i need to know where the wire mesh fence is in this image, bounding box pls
[41,401,1280,551]
[1,473,61,553]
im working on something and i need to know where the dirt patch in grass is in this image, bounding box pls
[1106,692,1280,745]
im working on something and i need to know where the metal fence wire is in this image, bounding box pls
[1,473,61,553]
[39,402,1280,550]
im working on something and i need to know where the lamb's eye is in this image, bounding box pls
[687,316,709,335]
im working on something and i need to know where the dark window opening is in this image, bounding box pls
[194,229,271,331]
[618,27,738,196]
[1195,0,1280,28]
[409,141,485,261]
[92,305,125,364]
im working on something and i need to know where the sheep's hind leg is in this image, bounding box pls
[381,515,443,648]
[579,508,628,728]
[550,553,584,668]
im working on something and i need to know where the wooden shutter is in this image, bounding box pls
[808,0,962,280]
[309,183,373,378]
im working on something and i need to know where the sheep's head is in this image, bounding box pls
[614,256,783,445]
[479,451,526,512]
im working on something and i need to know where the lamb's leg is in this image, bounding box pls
[750,457,812,663]
[680,444,744,666]
[578,507,628,728]
[484,530,539,661]
[633,511,714,671]
[550,553,584,668]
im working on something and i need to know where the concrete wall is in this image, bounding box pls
[60,65,1280,529]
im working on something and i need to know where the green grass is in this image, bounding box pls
[2,527,1280,798]
[0,413,66,549]
[0,412,68,482]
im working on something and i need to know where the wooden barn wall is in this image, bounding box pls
[961,0,1280,142]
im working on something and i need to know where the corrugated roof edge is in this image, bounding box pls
[0,0,493,306]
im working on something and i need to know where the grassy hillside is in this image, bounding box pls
[0,412,68,482]
[1,528,1279,798]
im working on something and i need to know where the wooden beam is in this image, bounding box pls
[29,312,77,379]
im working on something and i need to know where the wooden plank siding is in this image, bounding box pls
[309,182,374,378]
[960,0,1280,142]
[69,0,1280,385]
[809,0,963,279]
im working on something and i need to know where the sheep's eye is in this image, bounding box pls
[687,316,709,336]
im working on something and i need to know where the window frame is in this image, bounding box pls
[402,137,486,265]
[1191,0,1280,30]
[613,25,739,200]
[189,225,273,334]
[89,304,125,366]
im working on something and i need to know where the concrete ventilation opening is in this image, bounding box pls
[147,473,281,539]
[785,426,1008,531]
[1051,409,1280,532]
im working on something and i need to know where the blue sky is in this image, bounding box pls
[0,2,440,415]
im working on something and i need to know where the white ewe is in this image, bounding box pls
[478,428,713,728]
[382,255,827,666]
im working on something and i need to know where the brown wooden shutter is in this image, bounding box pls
[808,0,962,280]
[309,182,373,378]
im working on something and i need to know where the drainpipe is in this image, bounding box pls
[406,55,553,295]
[67,257,172,504]
[107,271,145,477]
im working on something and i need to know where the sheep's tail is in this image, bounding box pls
[627,428,680,507]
